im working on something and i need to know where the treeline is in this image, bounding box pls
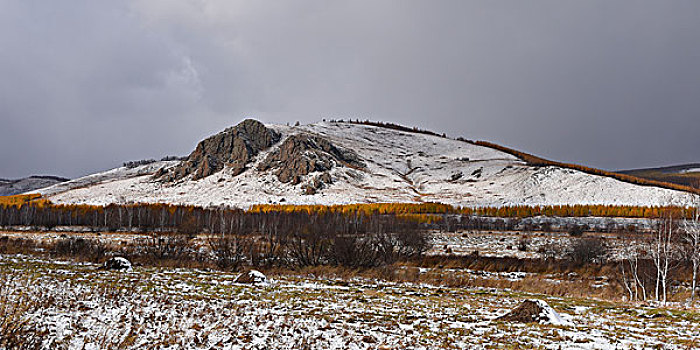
[461,204,696,219]
[0,194,49,207]
[0,199,693,245]
[338,119,447,138]
[123,159,157,168]
[249,202,454,215]
[0,201,431,269]
[0,199,437,235]
[251,203,696,220]
[1,196,697,230]
[122,156,187,169]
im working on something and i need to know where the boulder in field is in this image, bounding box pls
[496,299,569,325]
[101,257,133,271]
[234,269,268,285]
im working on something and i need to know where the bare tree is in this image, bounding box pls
[207,234,249,271]
[329,234,380,268]
[619,243,647,301]
[567,237,608,266]
[649,210,680,304]
[287,229,330,267]
[681,196,700,305]
[142,233,189,261]
[537,241,563,261]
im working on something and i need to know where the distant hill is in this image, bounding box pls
[33,119,697,208]
[0,175,69,196]
[617,164,700,190]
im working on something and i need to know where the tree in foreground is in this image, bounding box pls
[681,196,700,305]
[649,208,681,305]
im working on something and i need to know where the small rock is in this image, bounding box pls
[497,300,569,325]
[362,335,376,343]
[319,172,332,184]
[302,185,317,195]
[101,257,133,271]
[234,270,268,284]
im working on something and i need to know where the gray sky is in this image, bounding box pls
[2,1,700,179]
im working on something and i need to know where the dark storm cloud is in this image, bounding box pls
[2,1,699,179]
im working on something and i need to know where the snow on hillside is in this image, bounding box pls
[0,176,68,196]
[34,162,179,200]
[38,121,697,208]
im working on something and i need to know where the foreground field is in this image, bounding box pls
[1,255,698,349]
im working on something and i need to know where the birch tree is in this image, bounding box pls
[649,211,680,304]
[620,244,647,301]
[681,196,700,305]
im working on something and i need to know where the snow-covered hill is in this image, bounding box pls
[35,120,697,208]
[0,176,68,196]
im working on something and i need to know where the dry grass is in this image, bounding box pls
[0,273,47,350]
[1,231,697,303]
[1,254,698,349]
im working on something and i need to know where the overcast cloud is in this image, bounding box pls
[1,1,699,179]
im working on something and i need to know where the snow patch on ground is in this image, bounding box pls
[533,299,572,326]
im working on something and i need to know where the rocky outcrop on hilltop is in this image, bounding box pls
[157,119,280,182]
[257,134,365,186]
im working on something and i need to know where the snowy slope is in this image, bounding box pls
[37,121,697,208]
[0,176,68,196]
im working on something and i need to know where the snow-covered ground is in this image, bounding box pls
[35,121,697,208]
[2,254,698,349]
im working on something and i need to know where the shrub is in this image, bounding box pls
[207,235,250,271]
[122,159,156,168]
[160,155,185,161]
[538,242,564,260]
[568,225,584,237]
[517,237,530,252]
[567,237,608,265]
[138,233,191,262]
[52,237,106,262]
[329,235,381,268]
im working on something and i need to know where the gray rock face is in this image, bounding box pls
[257,134,365,185]
[157,119,280,181]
